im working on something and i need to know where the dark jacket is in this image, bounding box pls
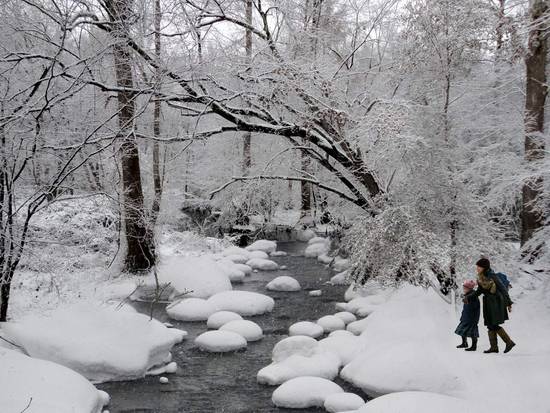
[473,269,513,327]
[460,290,480,325]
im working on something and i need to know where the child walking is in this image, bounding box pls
[455,279,480,351]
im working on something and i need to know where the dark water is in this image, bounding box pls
[99,242,368,413]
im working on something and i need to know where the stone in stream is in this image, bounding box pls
[309,290,323,297]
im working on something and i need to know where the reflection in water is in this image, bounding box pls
[99,242,368,412]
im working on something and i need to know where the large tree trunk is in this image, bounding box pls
[521,0,548,249]
[107,0,155,272]
[151,0,163,224]
[242,0,253,173]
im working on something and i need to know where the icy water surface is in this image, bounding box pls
[99,242,368,412]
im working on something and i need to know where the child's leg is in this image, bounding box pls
[465,337,477,351]
[456,336,468,348]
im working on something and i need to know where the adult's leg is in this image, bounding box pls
[496,327,516,353]
[484,325,499,353]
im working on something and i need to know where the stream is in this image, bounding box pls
[98,241,368,412]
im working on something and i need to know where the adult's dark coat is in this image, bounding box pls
[473,269,513,327]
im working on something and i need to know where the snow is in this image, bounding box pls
[272,376,344,409]
[159,376,169,384]
[224,254,249,264]
[258,350,341,385]
[330,271,351,285]
[207,311,243,329]
[333,311,357,325]
[249,250,270,259]
[309,290,323,297]
[220,320,263,342]
[296,228,316,242]
[318,334,363,366]
[1,304,184,383]
[194,330,247,353]
[329,330,355,338]
[355,392,484,413]
[0,348,108,413]
[289,321,324,338]
[166,298,217,321]
[324,393,365,412]
[332,257,351,272]
[222,246,252,259]
[317,315,346,333]
[308,237,328,245]
[346,317,371,335]
[139,255,232,300]
[318,254,334,264]
[234,263,253,275]
[271,336,319,363]
[246,258,280,271]
[271,251,288,257]
[246,239,277,253]
[216,258,246,282]
[266,276,301,292]
[305,242,329,258]
[207,290,275,316]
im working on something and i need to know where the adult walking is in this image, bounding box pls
[472,258,516,353]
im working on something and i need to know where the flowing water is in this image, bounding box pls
[99,242,368,412]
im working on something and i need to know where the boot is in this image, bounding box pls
[465,337,477,352]
[456,336,468,348]
[483,330,499,353]
[497,327,516,353]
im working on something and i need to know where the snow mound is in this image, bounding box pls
[246,258,279,271]
[272,336,319,363]
[207,290,275,316]
[166,298,216,321]
[317,315,346,333]
[258,350,340,385]
[220,320,263,342]
[308,237,328,245]
[332,257,350,272]
[296,228,316,242]
[146,256,232,300]
[334,311,357,325]
[246,240,277,253]
[224,254,249,264]
[249,250,269,259]
[194,331,247,352]
[266,276,301,292]
[1,304,183,382]
[272,376,344,409]
[289,321,324,338]
[216,258,246,282]
[329,330,355,338]
[318,254,334,264]
[234,263,252,275]
[271,251,288,257]
[356,392,481,413]
[305,242,329,258]
[324,393,365,412]
[318,334,363,366]
[330,271,351,285]
[346,318,370,335]
[207,311,243,329]
[222,246,251,259]
[0,348,108,413]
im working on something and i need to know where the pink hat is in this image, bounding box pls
[463,279,477,290]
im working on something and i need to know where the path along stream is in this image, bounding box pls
[99,241,369,412]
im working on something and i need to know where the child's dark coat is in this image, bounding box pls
[454,290,480,338]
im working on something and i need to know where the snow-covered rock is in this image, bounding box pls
[346,317,371,335]
[1,304,184,382]
[296,228,316,242]
[216,258,246,282]
[234,263,253,275]
[0,348,108,413]
[222,246,251,259]
[206,311,243,329]
[309,290,323,297]
[355,392,482,413]
[318,254,334,264]
[324,393,365,412]
[166,298,216,321]
[194,331,247,353]
[266,276,301,292]
[271,336,319,363]
[246,240,277,253]
[317,315,346,333]
[224,254,249,264]
[305,242,329,258]
[272,377,344,409]
[246,258,279,271]
[249,250,269,259]
[289,321,324,338]
[329,330,355,338]
[308,237,328,245]
[318,334,363,366]
[142,256,232,300]
[220,320,263,342]
[332,257,351,272]
[207,290,275,316]
[159,376,169,384]
[330,271,350,285]
[333,311,357,325]
[271,251,287,257]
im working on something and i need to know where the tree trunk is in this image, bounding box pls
[151,0,163,224]
[521,0,548,249]
[242,0,253,173]
[107,0,155,272]
[0,281,11,321]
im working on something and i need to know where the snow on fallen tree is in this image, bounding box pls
[1,304,186,383]
[0,348,109,413]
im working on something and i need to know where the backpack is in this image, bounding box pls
[494,272,511,289]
